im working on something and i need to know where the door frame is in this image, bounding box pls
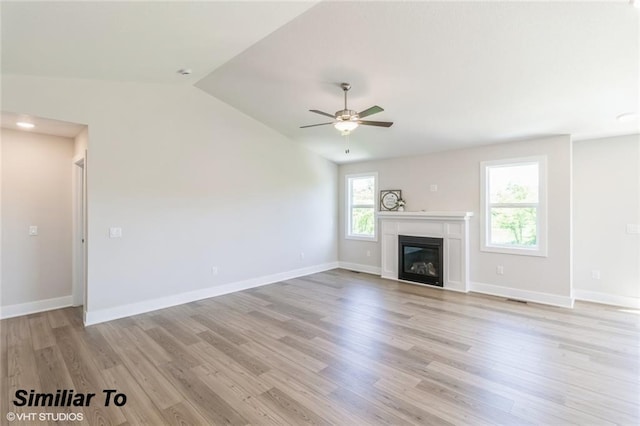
[72,154,87,314]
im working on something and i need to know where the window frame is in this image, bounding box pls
[345,172,378,241]
[480,156,548,257]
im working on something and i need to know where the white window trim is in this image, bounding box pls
[345,172,378,241]
[480,156,548,257]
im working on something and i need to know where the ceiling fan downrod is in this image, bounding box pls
[341,82,351,110]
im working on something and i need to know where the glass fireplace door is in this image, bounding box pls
[398,235,444,287]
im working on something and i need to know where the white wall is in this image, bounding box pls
[339,135,573,305]
[2,75,338,323]
[1,128,74,310]
[573,134,640,307]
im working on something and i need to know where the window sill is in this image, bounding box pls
[481,245,547,257]
[346,234,378,242]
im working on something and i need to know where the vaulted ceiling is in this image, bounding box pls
[2,1,638,163]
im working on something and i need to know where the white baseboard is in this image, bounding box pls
[84,262,339,326]
[574,289,640,309]
[0,295,73,320]
[470,281,574,308]
[338,261,381,276]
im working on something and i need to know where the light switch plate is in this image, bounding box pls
[29,225,38,236]
[109,227,122,238]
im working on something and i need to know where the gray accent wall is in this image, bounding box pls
[2,75,338,319]
[573,134,640,304]
[1,129,74,306]
[339,135,573,300]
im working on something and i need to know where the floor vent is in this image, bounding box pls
[506,298,527,304]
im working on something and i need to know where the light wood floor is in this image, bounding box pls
[2,269,639,425]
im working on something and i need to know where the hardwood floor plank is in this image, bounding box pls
[240,339,338,397]
[45,309,71,329]
[52,326,127,425]
[150,314,201,346]
[190,341,273,396]
[144,327,201,368]
[34,346,75,390]
[420,366,515,412]
[328,386,413,425]
[77,325,123,370]
[197,369,291,426]
[354,383,456,426]
[240,330,327,373]
[6,336,48,423]
[191,313,249,345]
[2,269,638,425]
[258,387,332,426]
[425,359,611,425]
[28,315,56,350]
[198,330,271,375]
[258,370,362,425]
[320,314,416,351]
[248,310,318,340]
[373,377,480,425]
[308,335,424,389]
[416,378,534,425]
[100,323,183,410]
[122,326,173,366]
[101,364,167,425]
[409,343,569,403]
[160,361,249,425]
[161,401,212,426]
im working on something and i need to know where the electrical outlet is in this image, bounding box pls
[300,252,305,260]
[592,270,601,280]
[212,266,219,275]
[109,227,122,238]
[28,225,38,236]
[430,184,438,192]
[496,265,504,275]
[366,250,371,257]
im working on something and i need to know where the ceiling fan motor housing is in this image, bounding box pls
[336,109,359,121]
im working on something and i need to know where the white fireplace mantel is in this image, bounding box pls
[378,211,473,292]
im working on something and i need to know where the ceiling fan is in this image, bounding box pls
[301,83,393,135]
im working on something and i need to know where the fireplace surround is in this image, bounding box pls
[378,211,473,292]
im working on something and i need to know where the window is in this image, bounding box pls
[346,173,377,240]
[481,157,547,256]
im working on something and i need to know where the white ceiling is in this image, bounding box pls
[2,1,638,163]
[1,1,317,84]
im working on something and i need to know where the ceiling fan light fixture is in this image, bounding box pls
[334,120,359,133]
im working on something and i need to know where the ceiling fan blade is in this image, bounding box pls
[358,105,384,118]
[300,122,334,128]
[309,109,336,119]
[359,120,393,128]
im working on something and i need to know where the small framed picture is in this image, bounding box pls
[380,190,402,211]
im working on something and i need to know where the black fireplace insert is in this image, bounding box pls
[398,235,444,287]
